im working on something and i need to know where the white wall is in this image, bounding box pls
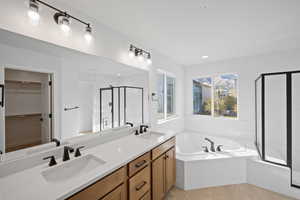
[184,49,300,149]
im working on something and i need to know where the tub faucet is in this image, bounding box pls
[204,138,216,152]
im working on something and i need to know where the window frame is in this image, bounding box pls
[192,73,239,120]
[157,69,177,123]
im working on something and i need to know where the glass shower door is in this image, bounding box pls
[100,89,113,131]
[292,72,300,188]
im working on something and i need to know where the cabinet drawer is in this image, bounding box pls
[128,152,150,177]
[68,167,126,200]
[140,191,151,200]
[152,137,175,160]
[129,165,151,200]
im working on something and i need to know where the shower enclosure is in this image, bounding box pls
[255,70,300,188]
[100,86,144,131]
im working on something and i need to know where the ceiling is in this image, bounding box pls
[57,0,300,65]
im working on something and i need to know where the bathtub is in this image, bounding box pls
[175,131,258,190]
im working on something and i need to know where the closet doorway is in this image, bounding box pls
[4,68,53,152]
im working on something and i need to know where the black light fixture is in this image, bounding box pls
[54,12,70,33]
[28,0,40,22]
[129,45,152,65]
[84,24,92,41]
[27,0,93,40]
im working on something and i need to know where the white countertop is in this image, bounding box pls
[0,131,176,200]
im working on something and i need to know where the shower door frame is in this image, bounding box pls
[100,86,144,131]
[255,70,300,189]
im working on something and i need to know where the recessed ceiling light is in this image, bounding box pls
[202,56,208,59]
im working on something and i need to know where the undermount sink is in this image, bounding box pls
[138,132,165,139]
[42,154,105,182]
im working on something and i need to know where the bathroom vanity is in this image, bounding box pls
[67,137,176,200]
[0,131,176,200]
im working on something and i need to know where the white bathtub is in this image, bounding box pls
[176,132,246,157]
[175,131,258,190]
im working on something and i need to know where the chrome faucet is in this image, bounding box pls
[204,138,216,152]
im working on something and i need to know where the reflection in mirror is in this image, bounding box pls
[0,28,149,156]
[292,73,300,186]
[4,68,53,153]
[255,77,262,157]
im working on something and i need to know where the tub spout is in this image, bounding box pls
[204,138,216,152]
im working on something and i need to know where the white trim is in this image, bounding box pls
[156,69,177,123]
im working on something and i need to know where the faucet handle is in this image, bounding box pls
[217,145,223,152]
[202,146,209,153]
[43,155,57,167]
[75,146,85,157]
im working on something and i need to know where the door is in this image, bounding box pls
[0,67,4,153]
[101,184,126,200]
[165,147,176,192]
[40,74,52,143]
[152,155,165,200]
[292,72,300,187]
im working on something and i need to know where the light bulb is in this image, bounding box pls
[28,0,40,22]
[60,23,70,32]
[129,50,134,58]
[138,51,144,61]
[84,25,92,42]
[59,16,70,33]
[146,54,152,65]
[129,45,135,58]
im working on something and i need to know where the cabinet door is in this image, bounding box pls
[165,147,176,192]
[102,184,126,200]
[152,155,165,200]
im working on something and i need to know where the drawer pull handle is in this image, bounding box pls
[135,181,147,191]
[135,160,147,168]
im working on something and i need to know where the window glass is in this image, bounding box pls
[167,76,175,117]
[214,74,238,118]
[157,73,165,120]
[193,78,212,115]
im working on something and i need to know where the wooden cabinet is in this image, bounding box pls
[67,167,127,200]
[165,147,176,192]
[129,165,151,200]
[66,137,176,200]
[128,152,151,177]
[152,154,165,200]
[102,184,126,200]
[152,138,176,200]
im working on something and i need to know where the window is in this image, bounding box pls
[157,71,176,121]
[193,74,238,118]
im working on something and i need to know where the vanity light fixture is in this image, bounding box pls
[26,0,93,41]
[202,55,209,59]
[54,12,70,33]
[146,54,152,65]
[137,50,144,61]
[128,45,135,58]
[84,25,92,41]
[28,0,40,22]
[129,44,152,65]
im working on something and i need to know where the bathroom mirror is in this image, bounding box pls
[0,29,149,155]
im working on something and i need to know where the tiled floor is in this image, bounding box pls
[166,184,297,200]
